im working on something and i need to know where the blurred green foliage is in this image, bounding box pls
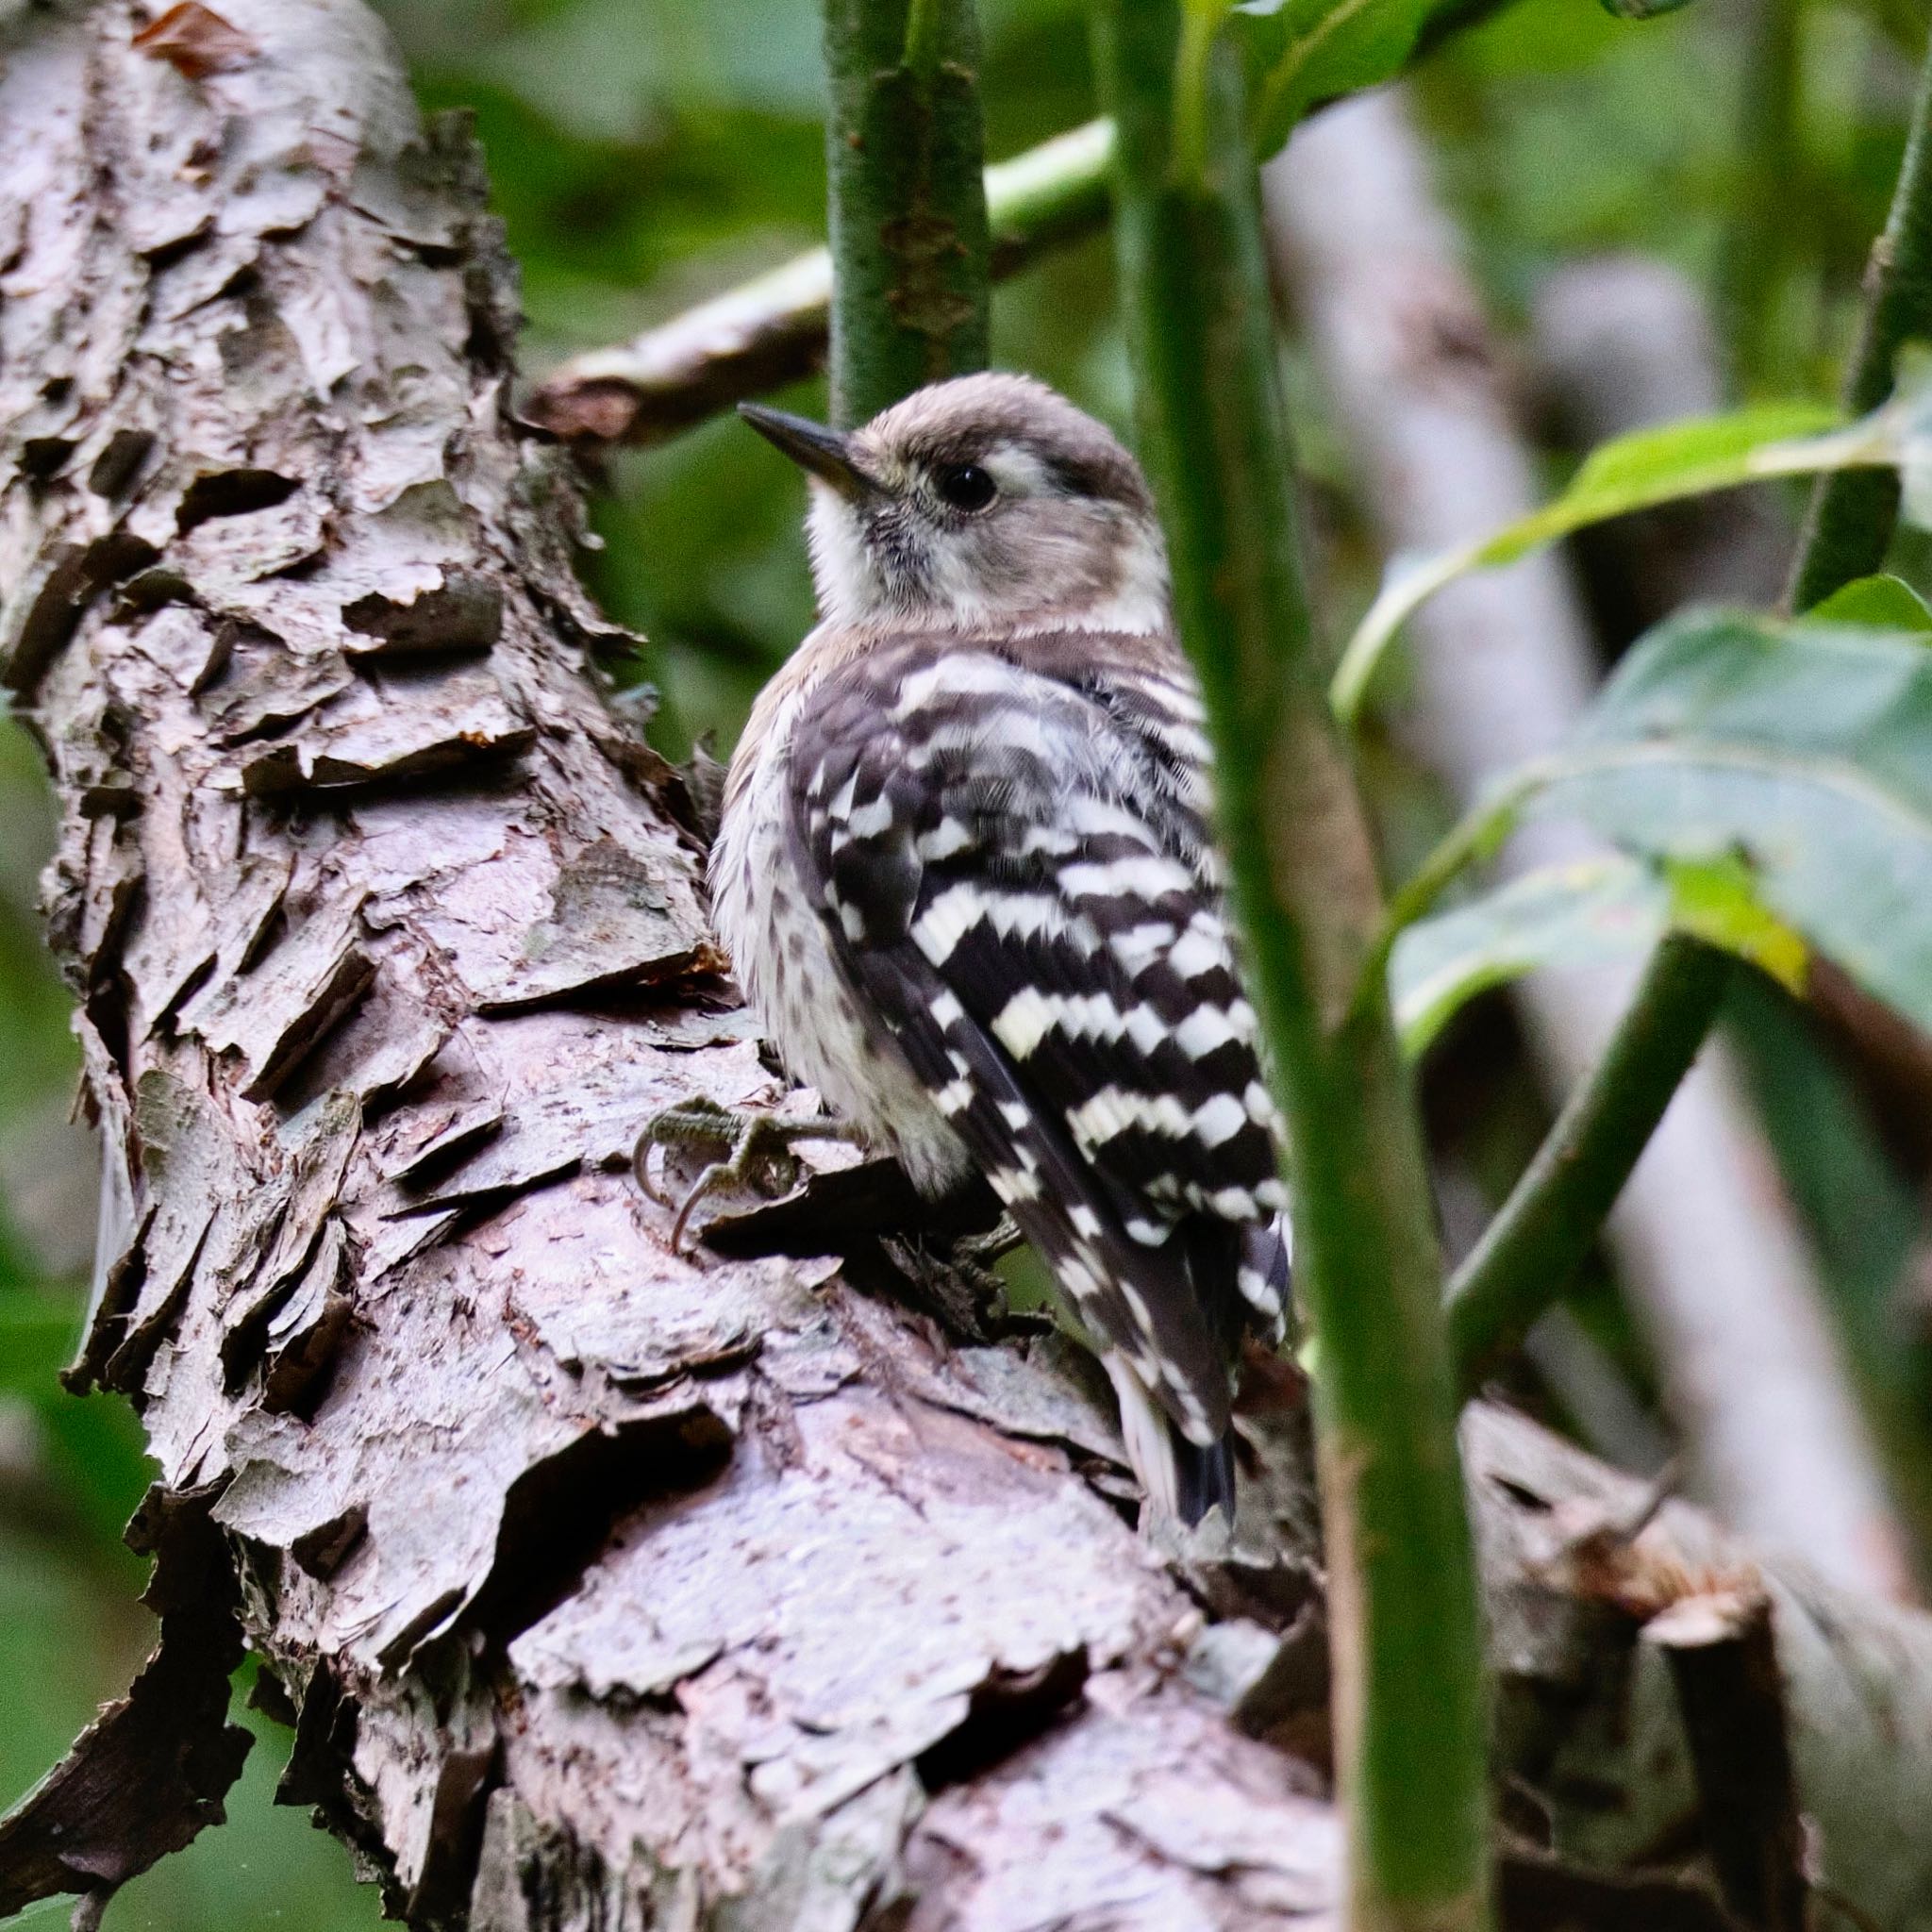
[5,0,1932,1922]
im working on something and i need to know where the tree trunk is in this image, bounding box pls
[5,6,1932,1930]
[0,4,1341,1924]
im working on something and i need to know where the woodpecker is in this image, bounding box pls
[699,372,1290,1526]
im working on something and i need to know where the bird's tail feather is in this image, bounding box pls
[1105,1354,1236,1528]
[1171,1427,1237,1528]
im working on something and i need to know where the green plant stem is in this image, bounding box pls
[1446,29,1932,1392]
[1790,27,1932,608]
[1094,8,1488,1928]
[902,0,944,75]
[823,0,991,426]
[530,0,1526,451]
[1723,0,1804,386]
[1445,936,1731,1394]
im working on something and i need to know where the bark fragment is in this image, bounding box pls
[0,1490,253,1923]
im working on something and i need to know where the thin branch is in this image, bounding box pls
[1644,1586,1810,1932]
[1446,936,1731,1393]
[1095,12,1489,1930]
[525,122,1097,450]
[821,0,990,425]
[525,0,1522,450]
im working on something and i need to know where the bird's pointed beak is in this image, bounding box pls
[738,403,877,502]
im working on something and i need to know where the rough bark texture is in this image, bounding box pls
[9,8,1932,1931]
[1469,1402,1932,1932]
[0,5,1341,1925]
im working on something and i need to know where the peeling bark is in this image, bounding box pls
[0,5,1334,1924]
[0,1488,253,1921]
[8,7,1932,1931]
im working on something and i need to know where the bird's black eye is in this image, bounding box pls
[934,462,997,512]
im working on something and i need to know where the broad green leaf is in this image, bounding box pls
[1388,851,1804,1060]
[1390,858,1669,1058]
[1175,0,1595,180]
[1805,572,1932,635]
[1330,383,1929,724]
[1392,611,1932,1037]
[1233,0,1429,154]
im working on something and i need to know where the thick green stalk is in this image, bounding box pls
[1094,9,1488,1929]
[823,0,991,425]
[1723,0,1803,386]
[1450,30,1932,1395]
[1445,937,1731,1394]
[1790,27,1932,608]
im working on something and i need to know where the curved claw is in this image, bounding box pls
[632,1097,739,1209]
[631,1100,863,1255]
[666,1158,734,1253]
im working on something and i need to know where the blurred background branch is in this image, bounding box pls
[523,0,1517,452]
[1264,81,1916,1601]
[525,121,1109,445]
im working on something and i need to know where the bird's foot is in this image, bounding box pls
[632,1096,861,1254]
[879,1213,1035,1341]
[954,1212,1024,1269]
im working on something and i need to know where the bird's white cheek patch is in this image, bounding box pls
[806,491,884,625]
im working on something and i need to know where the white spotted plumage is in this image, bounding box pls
[711,373,1291,1526]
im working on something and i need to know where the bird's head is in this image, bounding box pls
[741,373,1170,635]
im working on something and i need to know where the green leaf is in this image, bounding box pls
[1390,858,1670,1058]
[1233,0,1429,153]
[1543,401,1840,538]
[1660,852,1808,989]
[1330,392,1906,725]
[1395,610,1932,1037]
[1804,572,1932,635]
[1387,851,1805,1060]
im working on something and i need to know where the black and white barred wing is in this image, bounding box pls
[786,638,1288,1453]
